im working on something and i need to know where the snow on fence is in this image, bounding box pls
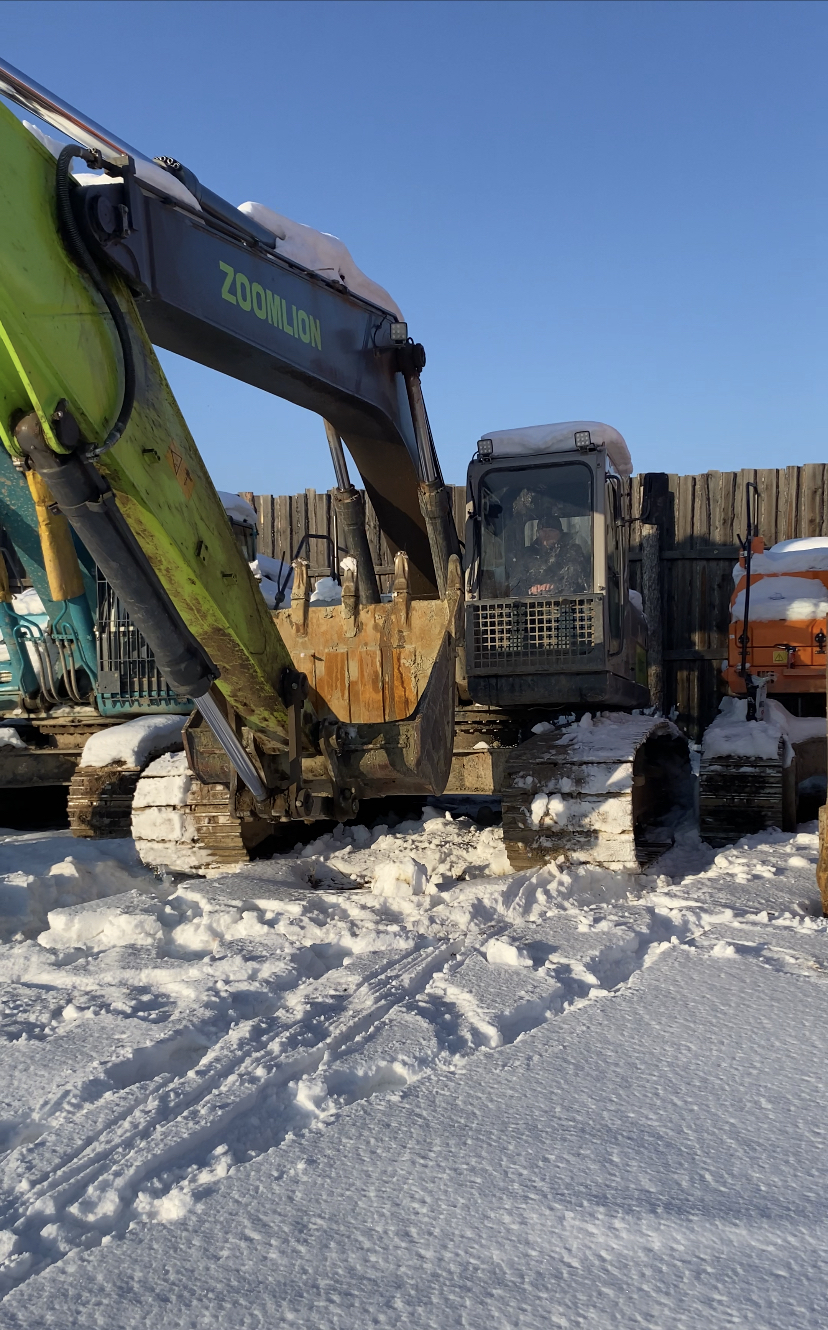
[242,464,828,739]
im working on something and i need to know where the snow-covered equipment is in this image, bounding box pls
[451,422,691,870]
[724,535,828,699]
[700,518,828,846]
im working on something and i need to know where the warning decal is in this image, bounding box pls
[166,443,196,500]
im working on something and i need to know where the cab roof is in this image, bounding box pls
[477,421,632,478]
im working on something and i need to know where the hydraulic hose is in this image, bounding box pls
[55,144,135,457]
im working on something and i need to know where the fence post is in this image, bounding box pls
[641,522,663,713]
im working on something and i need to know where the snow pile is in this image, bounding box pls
[702,697,824,766]
[0,811,826,1324]
[131,751,210,873]
[734,536,828,578]
[546,710,678,765]
[0,832,149,940]
[238,201,403,319]
[479,420,633,477]
[0,727,26,749]
[80,715,186,769]
[249,553,293,609]
[731,574,828,622]
[10,587,45,618]
[529,790,631,835]
[310,576,342,605]
[217,491,257,530]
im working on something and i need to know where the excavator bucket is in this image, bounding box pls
[277,553,462,798]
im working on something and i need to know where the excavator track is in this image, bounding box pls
[188,780,272,866]
[699,746,796,848]
[132,754,272,872]
[68,763,142,838]
[500,712,693,872]
[29,716,136,839]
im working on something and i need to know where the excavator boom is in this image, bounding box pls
[0,64,461,849]
[0,57,444,598]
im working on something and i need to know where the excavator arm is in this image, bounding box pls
[0,62,461,823]
[0,58,452,599]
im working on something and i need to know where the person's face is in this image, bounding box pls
[537,525,562,548]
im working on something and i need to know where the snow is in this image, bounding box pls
[0,727,26,749]
[10,588,45,618]
[1,809,828,1327]
[131,752,209,873]
[735,535,828,578]
[238,202,403,319]
[310,576,342,605]
[249,555,293,609]
[217,491,257,530]
[550,709,679,766]
[477,420,633,477]
[250,553,292,587]
[731,573,828,622]
[0,831,149,942]
[703,697,825,766]
[79,716,186,769]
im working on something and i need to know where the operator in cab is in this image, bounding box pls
[511,516,591,597]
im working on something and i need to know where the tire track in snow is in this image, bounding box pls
[0,905,680,1295]
[0,937,456,1292]
[3,823,823,1298]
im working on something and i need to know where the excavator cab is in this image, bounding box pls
[464,422,648,711]
[451,421,692,873]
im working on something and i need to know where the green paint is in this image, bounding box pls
[219,260,237,304]
[0,103,292,735]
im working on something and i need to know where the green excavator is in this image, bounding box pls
[0,59,462,866]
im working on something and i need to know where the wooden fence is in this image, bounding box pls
[242,463,828,738]
[241,488,406,592]
[629,465,828,737]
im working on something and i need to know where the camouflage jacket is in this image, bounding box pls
[510,535,591,597]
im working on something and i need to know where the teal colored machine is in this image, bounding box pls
[0,448,187,718]
[0,447,96,710]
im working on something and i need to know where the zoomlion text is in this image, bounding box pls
[219,261,322,348]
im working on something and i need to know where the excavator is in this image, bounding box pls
[0,59,462,867]
[0,449,267,837]
[448,421,693,870]
[0,61,694,877]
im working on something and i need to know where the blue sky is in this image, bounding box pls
[2,0,826,493]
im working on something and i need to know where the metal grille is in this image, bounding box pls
[467,596,603,674]
[96,572,188,716]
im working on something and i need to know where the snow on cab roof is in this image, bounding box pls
[477,421,632,477]
[238,202,403,320]
[218,491,258,530]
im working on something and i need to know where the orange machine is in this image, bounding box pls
[725,537,828,696]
